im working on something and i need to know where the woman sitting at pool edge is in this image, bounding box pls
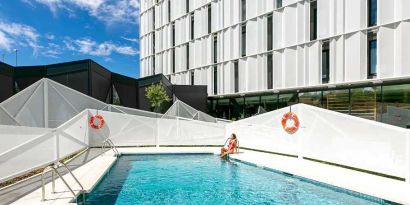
[220,134,237,158]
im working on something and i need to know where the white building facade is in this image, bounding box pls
[140,0,410,125]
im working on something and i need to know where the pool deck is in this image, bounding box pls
[8,147,410,205]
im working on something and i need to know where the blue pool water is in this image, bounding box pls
[81,154,394,205]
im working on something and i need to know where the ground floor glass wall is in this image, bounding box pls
[209,83,410,128]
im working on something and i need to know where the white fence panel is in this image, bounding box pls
[175,118,225,145]
[300,105,409,178]
[0,127,54,183]
[88,110,156,147]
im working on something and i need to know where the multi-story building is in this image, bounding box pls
[140,0,410,128]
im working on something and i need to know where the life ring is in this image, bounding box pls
[281,112,299,134]
[89,114,105,129]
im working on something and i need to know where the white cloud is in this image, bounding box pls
[0,31,13,51]
[121,36,139,43]
[65,38,139,56]
[45,33,55,40]
[24,0,140,25]
[0,21,40,55]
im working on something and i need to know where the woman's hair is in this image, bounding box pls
[231,133,237,139]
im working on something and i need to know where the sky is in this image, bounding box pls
[0,0,140,78]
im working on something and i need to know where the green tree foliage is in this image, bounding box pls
[145,83,171,113]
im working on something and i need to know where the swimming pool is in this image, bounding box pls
[78,154,395,205]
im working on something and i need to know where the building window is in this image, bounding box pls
[168,0,171,22]
[368,32,377,78]
[152,33,156,54]
[171,22,175,47]
[322,41,330,84]
[190,13,195,40]
[267,14,273,51]
[153,57,156,75]
[152,7,156,29]
[310,1,317,41]
[241,23,246,57]
[234,61,239,93]
[213,34,218,63]
[208,4,212,34]
[241,0,246,21]
[191,70,195,85]
[368,0,377,27]
[276,0,282,8]
[172,49,175,73]
[186,0,189,13]
[213,66,218,95]
[267,54,273,89]
[186,43,189,70]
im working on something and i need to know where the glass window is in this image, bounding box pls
[278,93,299,109]
[261,95,278,111]
[368,0,377,27]
[213,66,218,95]
[168,0,171,22]
[351,86,381,121]
[310,1,317,41]
[267,14,273,51]
[241,23,246,57]
[267,54,273,89]
[299,91,322,107]
[276,0,282,8]
[186,43,189,70]
[172,49,175,73]
[190,70,194,85]
[322,41,330,84]
[171,22,175,47]
[244,96,260,118]
[241,0,246,21]
[216,99,230,119]
[230,97,244,120]
[234,61,239,93]
[208,4,212,34]
[213,34,218,63]
[368,32,377,78]
[190,13,195,40]
[381,84,410,128]
[323,89,349,114]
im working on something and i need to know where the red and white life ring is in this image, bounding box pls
[89,114,105,129]
[281,112,300,134]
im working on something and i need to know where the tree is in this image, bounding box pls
[145,83,171,113]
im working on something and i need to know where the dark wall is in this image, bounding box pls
[47,61,89,95]
[0,63,14,102]
[14,66,46,91]
[1,60,209,114]
[90,61,111,103]
[173,85,208,112]
[112,73,138,108]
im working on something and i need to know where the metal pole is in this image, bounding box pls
[14,49,18,67]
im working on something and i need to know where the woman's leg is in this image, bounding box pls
[220,148,227,155]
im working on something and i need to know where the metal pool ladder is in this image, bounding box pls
[41,161,84,201]
[101,138,120,157]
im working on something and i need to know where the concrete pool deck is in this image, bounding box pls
[8,147,410,205]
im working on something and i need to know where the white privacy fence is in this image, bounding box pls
[0,109,226,183]
[226,104,410,181]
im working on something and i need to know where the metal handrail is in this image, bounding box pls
[41,162,84,201]
[101,138,120,157]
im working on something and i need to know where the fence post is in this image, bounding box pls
[156,118,159,147]
[44,80,49,128]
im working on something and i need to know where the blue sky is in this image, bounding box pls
[0,0,140,78]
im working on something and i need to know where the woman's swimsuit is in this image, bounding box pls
[227,140,237,154]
